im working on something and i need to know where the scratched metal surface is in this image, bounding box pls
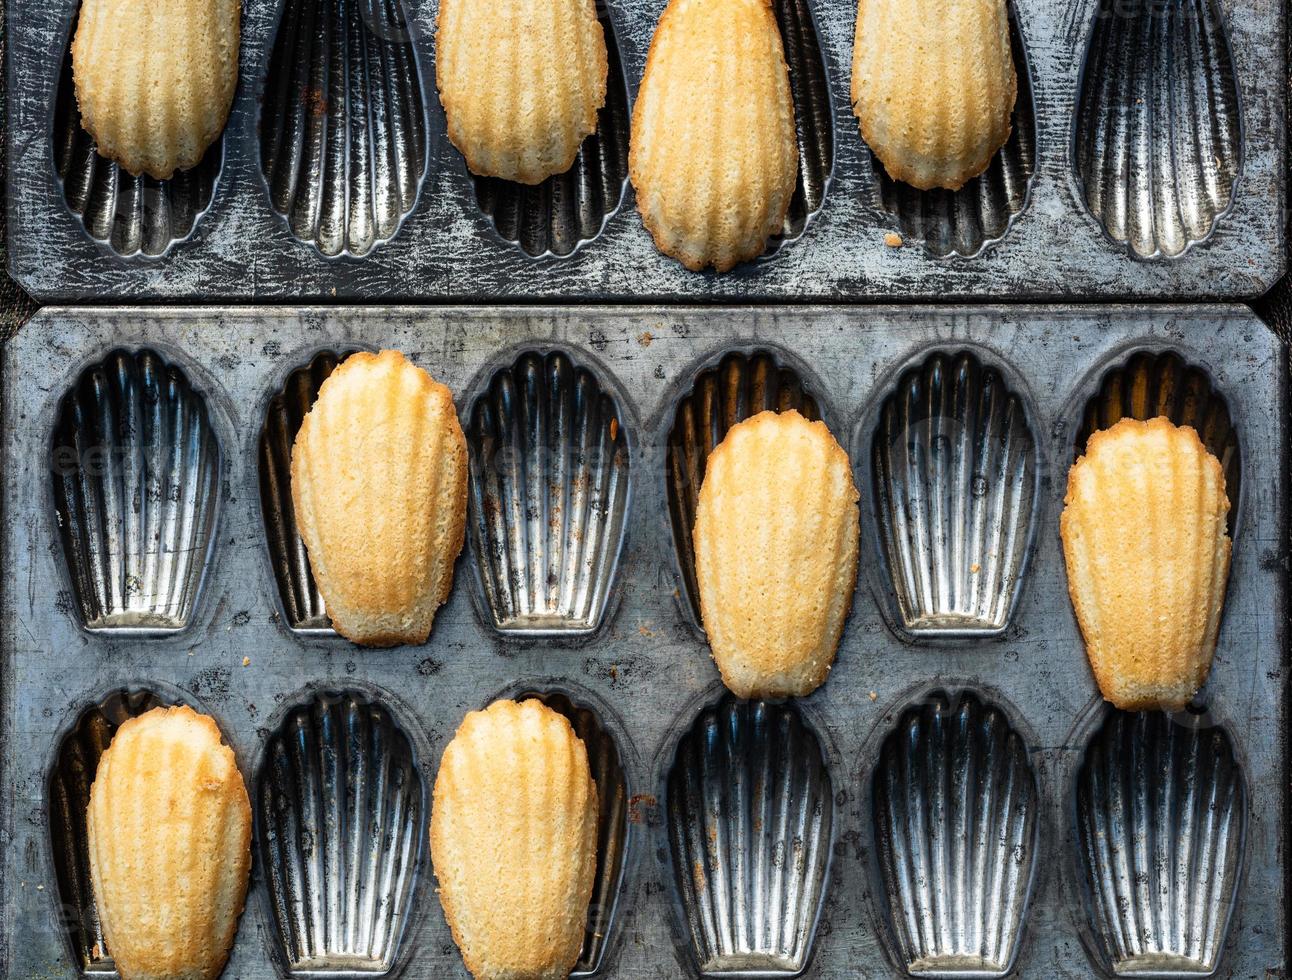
[0,305,1283,978]
[4,0,1287,302]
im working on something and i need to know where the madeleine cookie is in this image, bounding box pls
[693,409,860,698]
[72,0,240,179]
[88,705,251,980]
[1061,417,1232,710]
[851,0,1015,190]
[436,0,608,184]
[629,0,798,272]
[291,350,468,647]
[432,699,598,980]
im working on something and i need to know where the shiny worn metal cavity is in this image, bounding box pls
[867,349,1039,639]
[871,690,1039,978]
[258,349,359,635]
[1075,708,1247,977]
[256,688,427,976]
[51,347,222,633]
[1073,0,1243,259]
[765,0,834,257]
[260,0,430,258]
[466,349,631,636]
[665,696,835,976]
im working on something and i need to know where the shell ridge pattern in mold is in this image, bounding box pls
[666,697,834,975]
[1075,710,1247,975]
[872,691,1039,977]
[1073,0,1243,258]
[53,349,222,632]
[261,0,430,257]
[872,350,1037,637]
[258,690,426,974]
[467,349,631,635]
[260,350,354,632]
[766,0,835,252]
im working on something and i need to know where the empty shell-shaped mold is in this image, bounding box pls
[52,27,222,257]
[259,350,356,633]
[472,10,630,258]
[666,697,834,975]
[767,0,834,254]
[1073,0,1242,258]
[872,691,1039,977]
[869,11,1035,258]
[516,689,629,974]
[52,349,222,632]
[467,350,630,635]
[257,689,426,975]
[261,0,429,257]
[1074,350,1240,535]
[871,350,1038,638]
[667,351,820,627]
[49,688,167,973]
[1076,710,1246,976]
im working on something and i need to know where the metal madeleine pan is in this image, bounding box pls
[0,305,1283,979]
[5,0,1284,300]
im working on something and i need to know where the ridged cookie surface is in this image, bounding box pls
[87,705,251,980]
[432,699,599,980]
[436,0,608,184]
[693,409,860,698]
[72,0,240,179]
[291,350,468,647]
[851,0,1016,190]
[1061,417,1232,710]
[629,0,798,272]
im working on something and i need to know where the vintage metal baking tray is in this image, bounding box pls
[0,304,1284,978]
[5,0,1286,302]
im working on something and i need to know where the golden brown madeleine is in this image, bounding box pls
[851,0,1015,190]
[71,0,240,179]
[291,350,468,647]
[629,0,798,272]
[87,705,251,980]
[436,0,608,184]
[431,699,599,980]
[693,409,860,698]
[1061,417,1232,710]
